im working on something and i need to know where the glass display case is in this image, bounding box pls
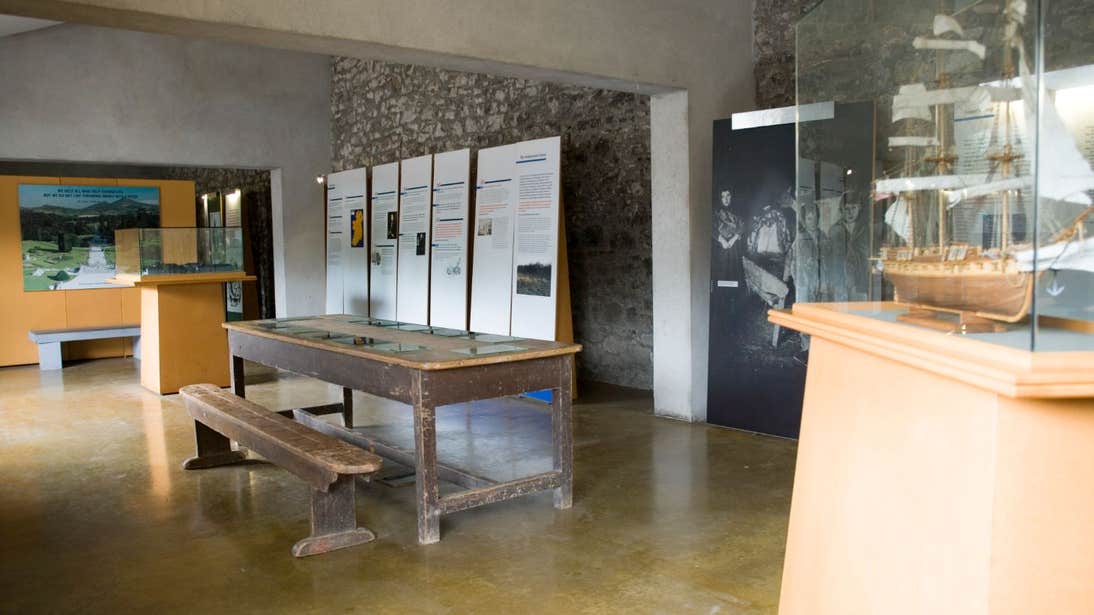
[797,0,1094,350]
[114,227,244,279]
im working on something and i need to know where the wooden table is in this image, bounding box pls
[223,314,581,544]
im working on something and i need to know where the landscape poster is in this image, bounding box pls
[19,184,160,291]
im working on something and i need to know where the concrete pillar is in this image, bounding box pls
[650,91,700,421]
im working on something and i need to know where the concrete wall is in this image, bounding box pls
[0,23,330,316]
[0,0,758,422]
[331,58,652,389]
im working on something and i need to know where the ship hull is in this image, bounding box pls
[885,266,1035,323]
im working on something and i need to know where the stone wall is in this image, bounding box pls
[330,58,652,389]
[755,0,1093,109]
[753,0,821,109]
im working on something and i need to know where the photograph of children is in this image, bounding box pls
[415,232,426,256]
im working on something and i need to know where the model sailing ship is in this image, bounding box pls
[874,0,1094,329]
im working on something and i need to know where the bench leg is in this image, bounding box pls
[182,421,247,470]
[131,336,141,361]
[38,342,63,371]
[292,475,375,557]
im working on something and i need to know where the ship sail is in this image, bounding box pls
[912,37,986,60]
[1015,236,1094,273]
[894,84,982,110]
[889,136,939,148]
[1016,69,1094,206]
[884,197,913,243]
[1003,0,1094,207]
[876,174,987,194]
[892,84,933,122]
[946,177,1030,207]
[933,14,965,37]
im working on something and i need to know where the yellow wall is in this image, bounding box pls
[0,175,196,367]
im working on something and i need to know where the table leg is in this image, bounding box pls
[553,355,574,509]
[342,387,354,428]
[231,355,246,398]
[413,373,440,544]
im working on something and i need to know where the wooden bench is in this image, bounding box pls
[178,384,383,557]
[28,324,141,370]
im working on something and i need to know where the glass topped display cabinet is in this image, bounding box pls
[797,0,1094,351]
[114,227,245,282]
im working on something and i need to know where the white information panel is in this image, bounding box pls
[469,144,519,335]
[325,175,346,313]
[396,154,433,325]
[325,168,369,315]
[223,189,242,227]
[369,162,399,320]
[509,137,562,340]
[429,149,471,330]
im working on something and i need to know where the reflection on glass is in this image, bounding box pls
[467,333,520,343]
[371,343,425,354]
[452,344,528,356]
[115,227,244,277]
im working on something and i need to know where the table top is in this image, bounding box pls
[224,314,581,371]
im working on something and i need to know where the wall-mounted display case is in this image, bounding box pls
[114,227,244,281]
[797,0,1094,350]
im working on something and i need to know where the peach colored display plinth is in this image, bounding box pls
[127,278,250,395]
[769,302,1094,615]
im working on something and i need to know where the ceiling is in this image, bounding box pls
[0,14,60,38]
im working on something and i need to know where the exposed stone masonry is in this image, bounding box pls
[330,58,653,389]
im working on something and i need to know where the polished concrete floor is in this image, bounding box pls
[0,358,796,614]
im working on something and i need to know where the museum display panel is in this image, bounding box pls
[114,227,244,281]
[797,0,1094,348]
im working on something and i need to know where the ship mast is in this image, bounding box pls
[990,26,1020,253]
[924,51,957,253]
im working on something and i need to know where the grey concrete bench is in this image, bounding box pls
[27,324,140,370]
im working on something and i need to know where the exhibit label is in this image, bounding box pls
[396,155,433,325]
[469,144,519,335]
[429,149,471,330]
[370,162,400,320]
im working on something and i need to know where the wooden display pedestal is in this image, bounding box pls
[769,302,1094,615]
[111,273,254,394]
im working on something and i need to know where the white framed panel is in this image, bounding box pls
[325,167,369,315]
[369,162,399,320]
[509,136,562,340]
[396,154,433,325]
[324,175,346,313]
[469,144,518,335]
[429,148,471,330]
